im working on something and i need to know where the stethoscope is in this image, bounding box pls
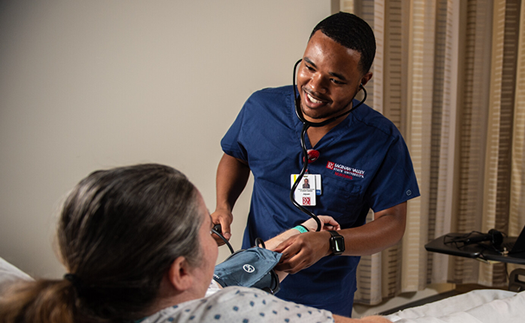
[290,59,367,231]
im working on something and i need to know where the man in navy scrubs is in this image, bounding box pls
[212,12,420,316]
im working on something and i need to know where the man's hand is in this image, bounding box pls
[273,231,332,274]
[211,209,233,245]
[271,215,340,273]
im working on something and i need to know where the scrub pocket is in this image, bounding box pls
[322,176,363,218]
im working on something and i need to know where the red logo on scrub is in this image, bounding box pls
[326,161,335,170]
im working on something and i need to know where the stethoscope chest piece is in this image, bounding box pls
[304,149,320,163]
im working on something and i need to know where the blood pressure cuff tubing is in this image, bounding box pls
[213,247,282,294]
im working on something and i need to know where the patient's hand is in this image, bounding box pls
[301,215,341,232]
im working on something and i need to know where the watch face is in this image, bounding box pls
[333,237,344,252]
[329,231,345,255]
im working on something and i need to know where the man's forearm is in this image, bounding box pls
[338,202,407,256]
[215,153,250,212]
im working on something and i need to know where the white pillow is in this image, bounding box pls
[0,257,33,293]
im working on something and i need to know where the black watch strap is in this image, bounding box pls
[328,230,345,255]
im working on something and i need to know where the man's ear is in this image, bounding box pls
[167,256,193,291]
[360,72,373,87]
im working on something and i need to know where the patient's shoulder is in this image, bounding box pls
[144,286,334,323]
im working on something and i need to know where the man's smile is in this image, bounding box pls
[303,89,329,107]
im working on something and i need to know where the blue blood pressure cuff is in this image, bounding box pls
[213,247,282,294]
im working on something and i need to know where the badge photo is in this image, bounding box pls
[291,174,316,206]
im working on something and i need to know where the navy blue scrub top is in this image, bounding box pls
[221,85,420,316]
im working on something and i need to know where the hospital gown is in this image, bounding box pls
[141,286,334,323]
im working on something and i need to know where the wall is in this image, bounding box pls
[0,1,454,317]
[0,0,330,278]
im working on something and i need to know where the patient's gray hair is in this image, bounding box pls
[0,164,202,323]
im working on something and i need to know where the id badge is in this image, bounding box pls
[291,174,322,206]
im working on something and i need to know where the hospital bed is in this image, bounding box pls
[382,228,525,322]
[384,287,525,322]
[1,257,524,322]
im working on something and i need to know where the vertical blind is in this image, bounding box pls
[339,0,525,305]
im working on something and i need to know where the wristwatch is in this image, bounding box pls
[328,230,345,255]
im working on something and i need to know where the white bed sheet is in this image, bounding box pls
[385,289,525,323]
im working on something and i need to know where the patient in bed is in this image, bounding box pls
[0,163,389,323]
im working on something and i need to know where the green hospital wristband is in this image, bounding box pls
[293,225,309,233]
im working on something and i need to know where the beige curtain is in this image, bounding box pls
[338,0,525,305]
